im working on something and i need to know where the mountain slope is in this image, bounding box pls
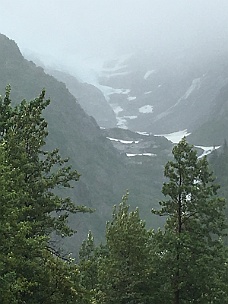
[0,34,171,254]
[97,49,228,136]
[46,69,117,128]
[189,83,228,145]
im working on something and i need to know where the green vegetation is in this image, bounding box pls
[0,86,227,303]
[77,139,228,303]
[151,138,228,303]
[96,194,155,303]
[0,33,170,253]
[0,87,91,303]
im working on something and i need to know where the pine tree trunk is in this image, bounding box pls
[174,173,182,304]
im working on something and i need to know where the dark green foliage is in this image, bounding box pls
[76,138,228,303]
[97,194,156,304]
[0,87,91,303]
[0,33,170,250]
[210,140,228,199]
[209,140,228,244]
[152,138,228,303]
[79,231,99,291]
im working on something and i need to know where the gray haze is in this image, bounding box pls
[1,0,228,79]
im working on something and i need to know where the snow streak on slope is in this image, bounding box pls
[155,130,191,143]
[107,137,139,144]
[172,78,201,108]
[196,145,220,158]
[144,70,156,80]
[126,153,156,157]
[183,78,201,99]
[155,78,202,121]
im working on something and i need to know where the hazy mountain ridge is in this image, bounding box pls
[2,32,228,255]
[25,45,228,147]
[45,68,117,128]
[0,34,126,249]
[0,34,171,254]
[97,50,228,142]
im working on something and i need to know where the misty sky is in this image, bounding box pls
[1,0,228,79]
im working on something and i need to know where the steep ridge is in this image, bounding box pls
[45,69,117,128]
[0,34,123,250]
[0,34,170,254]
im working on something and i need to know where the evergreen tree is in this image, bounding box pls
[79,231,99,294]
[210,139,228,201]
[97,194,155,304]
[0,87,91,303]
[152,138,228,303]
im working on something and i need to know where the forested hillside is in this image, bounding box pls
[1,97,227,302]
[1,32,228,303]
[0,34,172,252]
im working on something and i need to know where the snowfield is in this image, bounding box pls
[107,137,139,144]
[155,130,191,143]
[126,153,156,157]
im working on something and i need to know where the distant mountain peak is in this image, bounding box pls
[0,33,23,62]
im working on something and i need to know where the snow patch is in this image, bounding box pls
[136,131,150,136]
[115,115,137,129]
[155,130,191,143]
[144,91,152,95]
[144,70,156,80]
[116,117,128,129]
[127,96,137,101]
[107,137,139,144]
[139,105,153,114]
[195,145,220,158]
[112,105,123,115]
[126,153,156,157]
[104,71,130,78]
[111,106,137,129]
[108,88,130,96]
[123,115,137,119]
[97,84,130,101]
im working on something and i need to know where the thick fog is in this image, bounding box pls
[1,0,228,80]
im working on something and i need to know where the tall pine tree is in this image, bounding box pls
[97,194,155,304]
[0,87,91,303]
[152,138,228,303]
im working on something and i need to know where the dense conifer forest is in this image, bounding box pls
[0,88,227,303]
